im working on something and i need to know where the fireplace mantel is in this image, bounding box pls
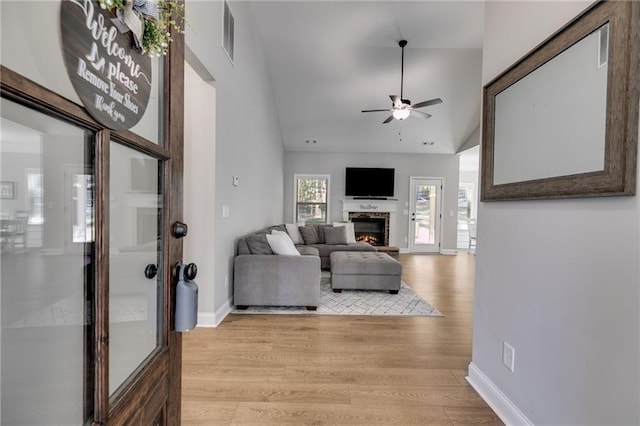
[341,199,397,215]
[342,199,398,246]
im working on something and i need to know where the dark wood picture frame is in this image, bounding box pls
[481,0,639,201]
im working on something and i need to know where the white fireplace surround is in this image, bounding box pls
[342,199,398,246]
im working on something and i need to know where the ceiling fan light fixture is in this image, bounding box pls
[392,109,410,120]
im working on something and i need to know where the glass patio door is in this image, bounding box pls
[409,177,442,253]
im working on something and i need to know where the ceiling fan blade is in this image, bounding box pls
[411,98,443,109]
[389,95,401,107]
[382,115,395,124]
[361,109,391,113]
[410,110,432,119]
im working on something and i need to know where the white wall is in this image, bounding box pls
[284,152,460,251]
[185,1,285,323]
[184,62,216,320]
[471,2,640,425]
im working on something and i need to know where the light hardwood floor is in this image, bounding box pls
[182,253,503,425]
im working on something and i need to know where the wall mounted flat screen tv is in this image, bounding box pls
[345,167,395,198]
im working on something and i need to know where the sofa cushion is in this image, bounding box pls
[296,245,320,256]
[333,222,357,244]
[267,231,301,256]
[267,224,286,233]
[324,226,347,245]
[285,223,304,244]
[317,224,332,244]
[299,225,320,244]
[245,233,274,255]
[308,242,376,258]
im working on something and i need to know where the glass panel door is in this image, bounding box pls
[409,178,442,253]
[1,98,94,424]
[108,142,163,397]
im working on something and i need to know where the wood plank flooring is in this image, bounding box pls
[182,253,503,425]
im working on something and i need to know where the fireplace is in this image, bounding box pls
[342,199,396,247]
[349,212,390,246]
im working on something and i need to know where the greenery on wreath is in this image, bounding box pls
[98,0,185,57]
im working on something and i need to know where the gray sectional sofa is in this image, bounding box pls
[233,224,376,309]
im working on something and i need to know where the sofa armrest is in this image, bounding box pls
[233,254,321,307]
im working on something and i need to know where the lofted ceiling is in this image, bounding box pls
[250,1,485,155]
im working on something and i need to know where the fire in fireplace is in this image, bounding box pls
[351,217,386,246]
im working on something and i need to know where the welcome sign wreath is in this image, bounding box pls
[60,0,184,130]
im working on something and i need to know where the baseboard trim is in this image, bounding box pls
[466,363,533,426]
[399,247,410,254]
[197,298,233,328]
[440,249,458,255]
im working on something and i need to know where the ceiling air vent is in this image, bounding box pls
[222,0,235,63]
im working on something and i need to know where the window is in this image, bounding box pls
[26,169,43,225]
[295,174,329,224]
[222,0,235,63]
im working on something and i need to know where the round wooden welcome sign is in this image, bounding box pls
[60,0,152,130]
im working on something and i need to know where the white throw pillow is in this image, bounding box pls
[333,222,357,244]
[285,223,304,244]
[267,231,301,256]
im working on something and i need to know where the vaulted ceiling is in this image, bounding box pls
[250,1,485,155]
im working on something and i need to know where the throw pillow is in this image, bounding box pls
[245,233,274,255]
[316,224,332,244]
[298,225,320,245]
[266,232,301,256]
[332,222,357,244]
[324,225,347,245]
[285,223,304,244]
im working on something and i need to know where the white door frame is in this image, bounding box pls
[408,177,443,253]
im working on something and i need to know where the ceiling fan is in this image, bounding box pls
[362,40,443,124]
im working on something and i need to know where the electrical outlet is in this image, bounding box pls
[502,342,515,372]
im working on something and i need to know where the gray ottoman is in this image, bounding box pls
[330,251,402,294]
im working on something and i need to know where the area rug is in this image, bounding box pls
[231,273,443,317]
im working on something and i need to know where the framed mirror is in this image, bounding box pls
[481,0,639,201]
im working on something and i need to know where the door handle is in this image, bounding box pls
[172,221,188,239]
[174,262,198,281]
[144,264,158,279]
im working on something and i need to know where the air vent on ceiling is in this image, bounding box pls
[222,0,235,63]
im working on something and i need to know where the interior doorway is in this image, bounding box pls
[457,146,479,251]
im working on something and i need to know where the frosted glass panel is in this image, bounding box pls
[1,98,91,425]
[109,143,162,397]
